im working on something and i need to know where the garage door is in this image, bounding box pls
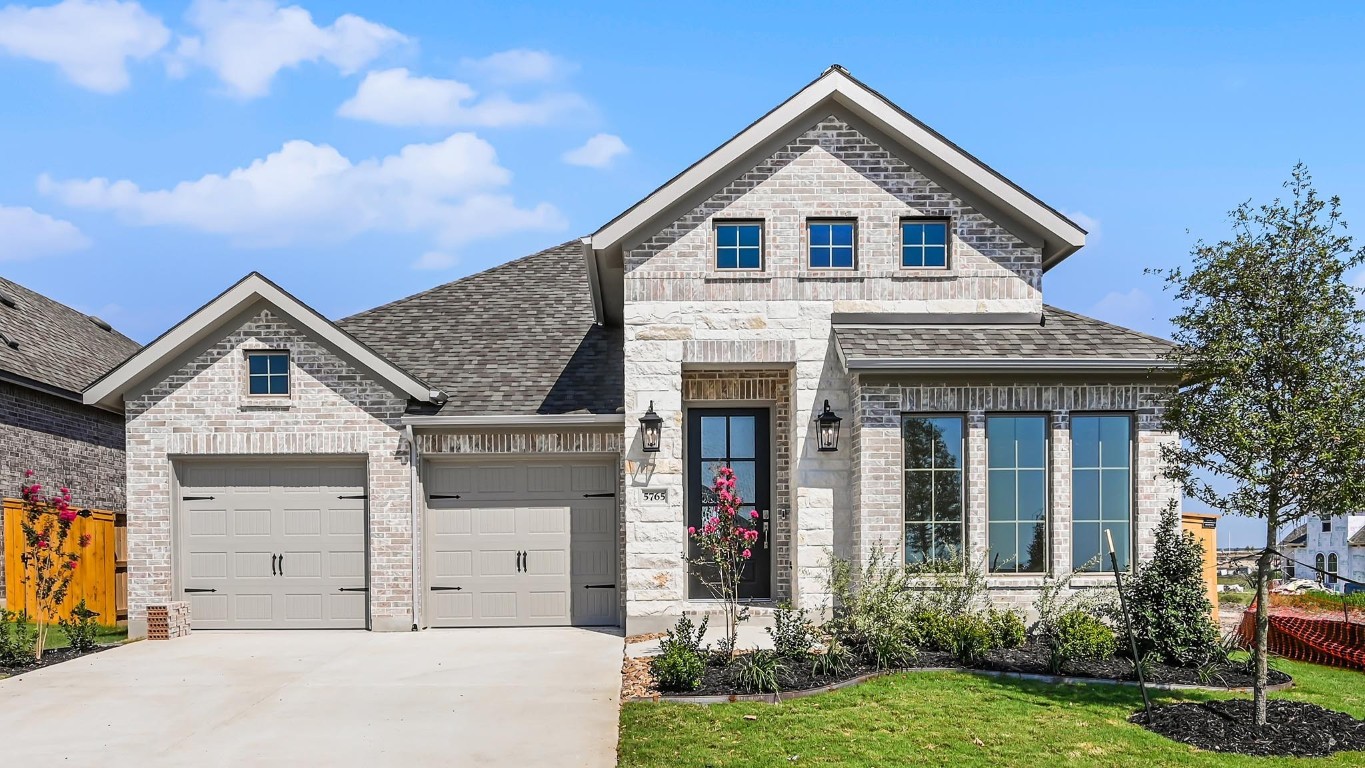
[177,461,368,629]
[425,460,618,628]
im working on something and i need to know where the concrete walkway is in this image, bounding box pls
[0,628,623,767]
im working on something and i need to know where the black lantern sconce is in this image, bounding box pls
[816,400,842,452]
[639,401,663,453]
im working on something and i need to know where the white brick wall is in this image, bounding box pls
[124,309,414,636]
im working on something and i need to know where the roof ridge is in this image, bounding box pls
[339,239,584,324]
[1044,304,1174,348]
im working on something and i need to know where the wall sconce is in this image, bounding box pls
[639,401,663,453]
[817,400,842,452]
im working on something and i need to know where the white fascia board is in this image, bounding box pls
[84,273,439,410]
[589,69,1085,261]
[402,413,626,428]
[845,357,1175,373]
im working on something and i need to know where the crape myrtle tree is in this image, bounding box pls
[1157,164,1365,727]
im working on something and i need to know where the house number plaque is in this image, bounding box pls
[641,488,668,504]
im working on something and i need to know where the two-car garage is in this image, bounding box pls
[175,457,619,631]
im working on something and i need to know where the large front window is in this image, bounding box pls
[987,415,1047,573]
[902,415,964,564]
[1071,415,1133,571]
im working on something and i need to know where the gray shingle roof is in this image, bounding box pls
[339,241,622,415]
[1280,524,1309,547]
[0,276,140,398]
[835,306,1175,363]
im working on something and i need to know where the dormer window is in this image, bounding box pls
[902,219,950,268]
[808,220,856,269]
[715,221,763,270]
[246,351,290,396]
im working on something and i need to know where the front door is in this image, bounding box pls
[686,408,771,600]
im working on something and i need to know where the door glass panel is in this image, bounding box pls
[729,416,755,459]
[729,461,756,503]
[700,417,727,458]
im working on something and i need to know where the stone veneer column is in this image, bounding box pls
[1049,411,1073,575]
[853,381,901,568]
[965,411,988,567]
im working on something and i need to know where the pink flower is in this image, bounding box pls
[60,487,69,495]
[79,534,92,547]
[67,561,78,570]
[742,549,752,559]
[750,510,760,520]
[687,526,696,535]
[59,509,77,522]
[24,469,34,477]
[746,529,759,542]
[37,539,49,549]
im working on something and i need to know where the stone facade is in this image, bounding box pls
[620,114,1048,631]
[1,381,127,594]
[123,308,414,637]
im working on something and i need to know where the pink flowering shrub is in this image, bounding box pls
[688,465,761,657]
[18,471,91,660]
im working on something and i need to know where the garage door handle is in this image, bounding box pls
[338,587,369,592]
[184,588,217,593]
[271,554,278,576]
[583,584,616,589]
[517,551,525,572]
[429,586,463,591]
[278,554,284,576]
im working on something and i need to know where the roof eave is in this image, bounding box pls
[402,413,626,428]
[845,357,1177,374]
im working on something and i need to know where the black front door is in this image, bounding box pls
[686,408,771,600]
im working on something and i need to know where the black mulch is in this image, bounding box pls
[1131,699,1365,758]
[975,642,1293,688]
[0,645,113,678]
[684,656,880,696]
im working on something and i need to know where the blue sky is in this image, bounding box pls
[3,1,1364,546]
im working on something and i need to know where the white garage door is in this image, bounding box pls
[425,460,618,628]
[178,461,368,629]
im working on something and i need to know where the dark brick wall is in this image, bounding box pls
[1,381,126,594]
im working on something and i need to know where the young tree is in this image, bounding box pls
[1158,164,1365,726]
[688,465,760,657]
[18,471,92,660]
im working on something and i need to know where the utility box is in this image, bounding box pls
[1182,511,1220,622]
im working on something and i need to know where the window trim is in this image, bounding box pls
[1327,553,1339,584]
[984,412,1050,575]
[244,349,291,397]
[899,216,952,270]
[1069,412,1136,573]
[713,219,766,272]
[806,217,858,271]
[900,412,967,568]
[1315,553,1326,582]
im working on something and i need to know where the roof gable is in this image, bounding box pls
[0,276,140,400]
[84,273,440,411]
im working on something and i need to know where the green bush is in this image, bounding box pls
[809,637,854,678]
[987,608,1026,650]
[1126,506,1220,667]
[0,610,37,666]
[909,609,955,653]
[1049,610,1117,672]
[730,651,785,694]
[651,643,705,692]
[766,602,815,659]
[826,551,919,669]
[948,614,996,666]
[657,614,708,658]
[57,600,101,654]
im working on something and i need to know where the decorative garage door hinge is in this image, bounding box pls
[428,494,462,499]
[583,584,616,589]
[181,495,215,501]
[583,492,616,498]
[184,588,217,593]
[337,587,369,592]
[429,586,463,591]
[337,494,367,499]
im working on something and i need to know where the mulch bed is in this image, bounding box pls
[1131,699,1365,758]
[975,642,1292,688]
[0,645,114,678]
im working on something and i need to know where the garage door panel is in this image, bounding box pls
[432,550,472,578]
[527,465,570,492]
[181,465,226,489]
[179,460,367,630]
[478,466,518,494]
[571,502,614,535]
[528,591,567,619]
[479,550,518,577]
[525,506,568,535]
[571,465,614,494]
[476,507,516,534]
[526,549,566,576]
[430,507,470,535]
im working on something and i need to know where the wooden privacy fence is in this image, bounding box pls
[3,498,127,624]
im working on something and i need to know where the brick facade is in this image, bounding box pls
[1,381,127,594]
[123,308,414,637]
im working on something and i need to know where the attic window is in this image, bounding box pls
[714,221,763,270]
[901,219,950,268]
[246,351,290,396]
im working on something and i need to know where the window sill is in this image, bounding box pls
[797,272,865,281]
[889,269,956,280]
[703,273,772,283]
[239,397,293,412]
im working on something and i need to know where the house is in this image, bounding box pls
[0,276,140,598]
[1280,515,1365,593]
[83,66,1181,638]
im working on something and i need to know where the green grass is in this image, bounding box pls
[38,622,127,650]
[619,660,1365,767]
[1220,591,1254,606]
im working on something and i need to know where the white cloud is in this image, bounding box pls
[39,133,564,248]
[412,251,456,270]
[0,0,170,92]
[337,68,585,128]
[562,133,629,169]
[0,205,90,260]
[460,48,572,84]
[169,0,405,98]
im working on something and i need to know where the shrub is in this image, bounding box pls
[730,651,784,694]
[766,602,816,660]
[58,599,101,654]
[1124,505,1221,667]
[948,614,996,666]
[657,615,708,658]
[908,609,955,653]
[987,608,1026,650]
[651,643,705,692]
[0,610,37,666]
[826,551,919,669]
[810,637,854,678]
[1048,610,1117,672]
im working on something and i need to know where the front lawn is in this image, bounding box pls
[618,660,1365,767]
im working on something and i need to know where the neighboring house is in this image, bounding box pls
[83,66,1181,638]
[1281,515,1365,593]
[0,276,140,597]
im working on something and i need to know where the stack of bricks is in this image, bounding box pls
[146,601,191,640]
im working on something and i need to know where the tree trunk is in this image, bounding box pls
[1253,520,1274,728]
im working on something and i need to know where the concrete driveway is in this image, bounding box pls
[0,628,623,767]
